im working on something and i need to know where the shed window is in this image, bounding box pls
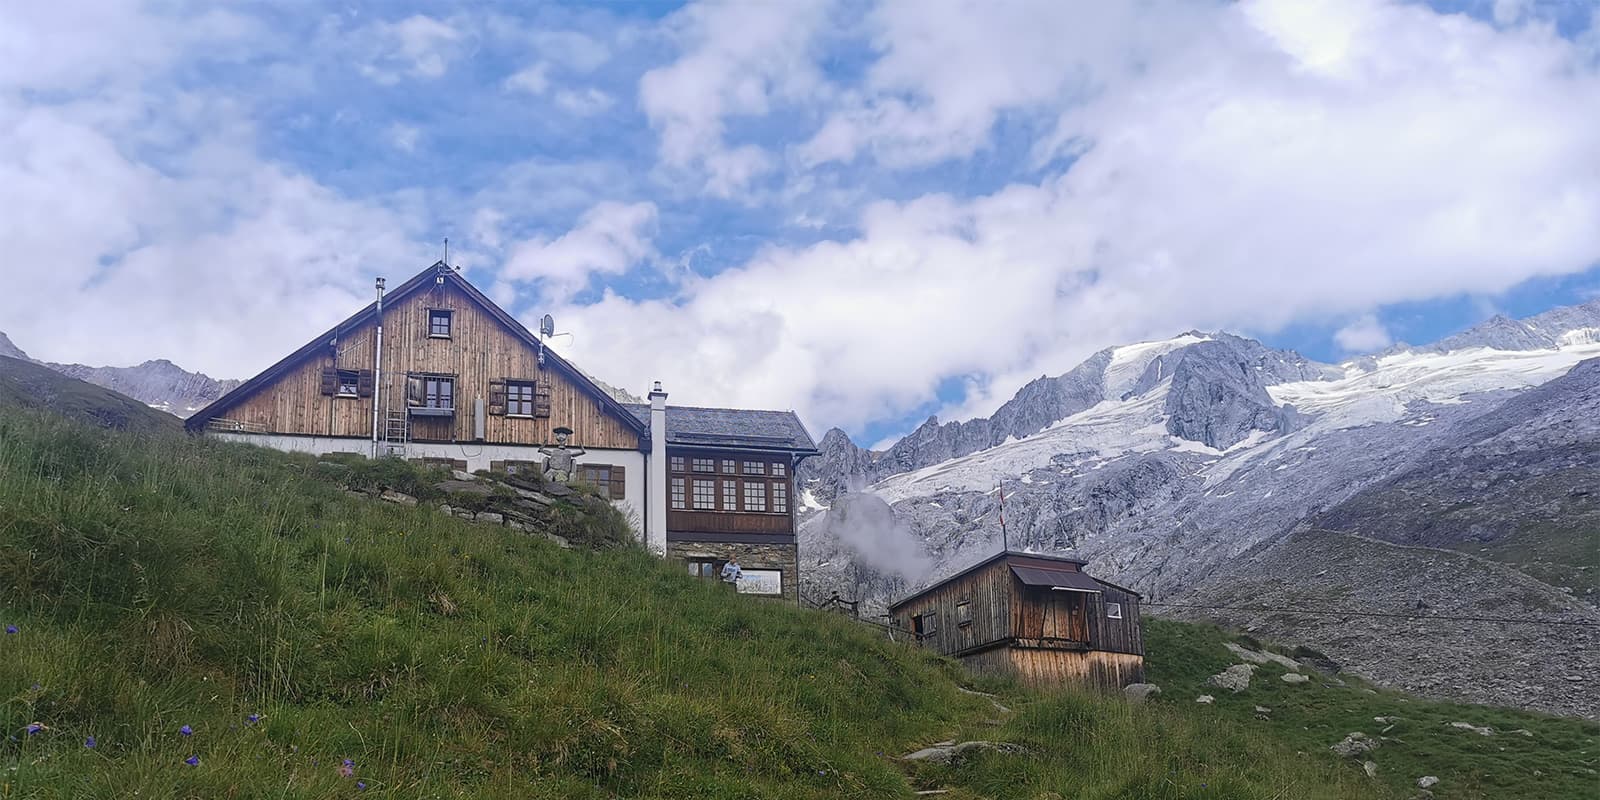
[335,369,359,396]
[686,558,719,579]
[692,479,716,510]
[1106,602,1123,620]
[956,600,973,627]
[428,309,453,338]
[579,465,626,501]
[418,376,453,409]
[913,612,937,639]
[670,477,686,510]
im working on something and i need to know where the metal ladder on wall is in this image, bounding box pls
[380,387,409,457]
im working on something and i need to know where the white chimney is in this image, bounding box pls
[646,381,669,556]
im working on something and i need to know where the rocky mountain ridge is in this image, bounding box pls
[800,299,1600,719]
[0,332,239,418]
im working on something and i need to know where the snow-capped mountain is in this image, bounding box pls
[0,332,239,418]
[801,299,1600,719]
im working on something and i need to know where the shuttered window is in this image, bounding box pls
[578,464,627,501]
[321,368,373,397]
[506,381,536,416]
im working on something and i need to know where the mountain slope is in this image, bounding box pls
[802,300,1600,719]
[0,355,180,434]
[0,332,238,417]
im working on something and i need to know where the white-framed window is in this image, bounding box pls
[743,461,766,475]
[721,459,736,474]
[721,479,738,511]
[742,481,767,512]
[771,461,787,477]
[692,479,716,510]
[692,458,716,473]
[669,456,685,472]
[670,477,686,510]
[505,381,536,416]
[771,482,788,514]
[1106,602,1123,620]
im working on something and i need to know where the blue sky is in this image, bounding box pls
[4,0,1600,451]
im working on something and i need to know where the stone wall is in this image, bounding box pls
[668,540,799,603]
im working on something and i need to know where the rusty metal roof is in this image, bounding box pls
[1011,565,1102,592]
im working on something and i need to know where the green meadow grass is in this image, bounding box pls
[0,406,1582,798]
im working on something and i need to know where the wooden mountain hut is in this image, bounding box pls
[887,551,1144,690]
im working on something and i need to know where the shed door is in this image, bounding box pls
[1016,586,1089,642]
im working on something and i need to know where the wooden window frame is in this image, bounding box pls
[668,452,793,517]
[505,380,537,417]
[670,477,686,510]
[334,368,360,397]
[428,309,453,338]
[685,558,720,579]
[1106,601,1123,620]
[956,600,973,628]
[692,478,717,510]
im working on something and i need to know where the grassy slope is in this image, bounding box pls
[1140,620,1599,799]
[0,404,1584,798]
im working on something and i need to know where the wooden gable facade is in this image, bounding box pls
[187,263,644,452]
[888,552,1144,690]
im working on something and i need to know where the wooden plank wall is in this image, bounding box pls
[220,282,639,450]
[1012,582,1090,641]
[1000,649,1145,690]
[1086,585,1144,656]
[889,560,1012,657]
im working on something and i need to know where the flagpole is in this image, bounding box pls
[998,480,1008,553]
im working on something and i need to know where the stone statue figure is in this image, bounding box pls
[539,427,586,484]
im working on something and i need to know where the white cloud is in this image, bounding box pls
[388,123,420,153]
[357,14,463,85]
[639,0,835,196]
[501,202,658,303]
[505,62,550,95]
[554,87,615,116]
[1334,315,1394,353]
[560,0,1600,431]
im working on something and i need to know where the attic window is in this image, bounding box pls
[429,309,453,338]
[1106,602,1124,620]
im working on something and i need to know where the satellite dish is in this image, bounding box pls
[540,314,555,338]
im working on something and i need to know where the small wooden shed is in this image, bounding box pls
[888,551,1144,690]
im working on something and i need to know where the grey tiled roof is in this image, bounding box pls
[624,403,818,452]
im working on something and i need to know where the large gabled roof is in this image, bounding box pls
[623,403,818,454]
[185,262,647,436]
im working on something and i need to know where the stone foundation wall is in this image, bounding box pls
[668,540,799,603]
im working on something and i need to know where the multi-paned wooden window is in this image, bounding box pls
[578,464,627,501]
[742,480,767,512]
[335,369,359,396]
[428,309,453,338]
[668,452,793,515]
[505,381,536,416]
[692,479,716,510]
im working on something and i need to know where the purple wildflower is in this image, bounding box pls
[5,625,16,634]
[338,763,354,778]
[25,723,42,735]
[246,714,260,725]
[85,736,96,748]
[179,725,193,736]
[343,758,355,767]
[185,755,199,767]
[357,781,367,790]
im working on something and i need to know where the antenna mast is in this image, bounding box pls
[998,480,1009,553]
[443,237,449,266]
